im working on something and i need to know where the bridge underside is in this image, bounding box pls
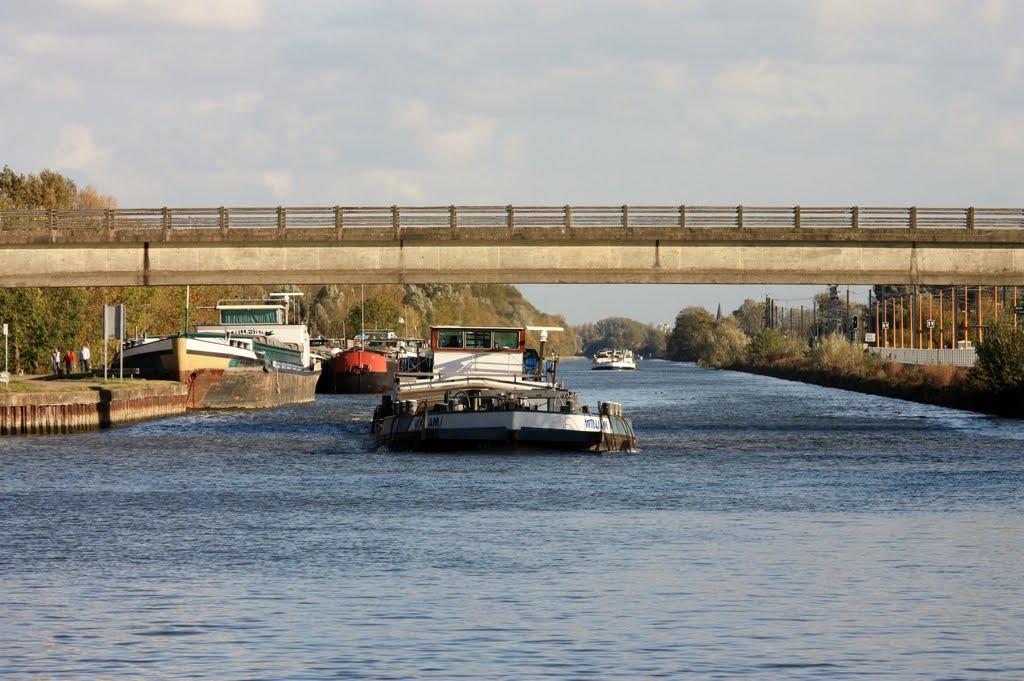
[2,239,1023,287]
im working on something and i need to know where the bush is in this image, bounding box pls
[808,334,873,375]
[747,328,804,365]
[970,319,1024,392]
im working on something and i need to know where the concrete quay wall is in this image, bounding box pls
[0,382,189,435]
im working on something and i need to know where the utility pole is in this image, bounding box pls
[812,299,817,344]
[846,286,851,340]
[868,288,873,344]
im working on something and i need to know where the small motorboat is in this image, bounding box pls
[591,348,637,370]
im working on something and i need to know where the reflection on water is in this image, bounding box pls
[2,361,1023,678]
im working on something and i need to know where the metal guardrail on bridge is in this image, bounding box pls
[2,205,1024,234]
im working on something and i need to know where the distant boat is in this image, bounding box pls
[371,325,637,452]
[114,297,318,409]
[591,348,637,370]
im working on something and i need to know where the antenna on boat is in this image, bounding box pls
[270,291,303,325]
[526,326,563,382]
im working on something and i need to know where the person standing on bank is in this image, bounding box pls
[80,344,91,374]
[51,348,61,376]
[64,349,75,375]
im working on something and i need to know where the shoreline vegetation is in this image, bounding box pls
[667,306,1024,418]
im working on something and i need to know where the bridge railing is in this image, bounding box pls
[2,205,1023,233]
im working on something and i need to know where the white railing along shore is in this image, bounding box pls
[868,347,977,368]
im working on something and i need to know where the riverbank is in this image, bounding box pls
[1,375,189,435]
[728,360,1023,418]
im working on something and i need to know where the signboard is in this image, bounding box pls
[881,322,890,329]
[2,323,7,336]
[103,304,126,380]
[103,304,125,340]
[864,332,876,343]
[926,319,936,329]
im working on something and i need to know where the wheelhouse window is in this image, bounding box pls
[438,330,464,348]
[465,330,491,349]
[494,331,520,349]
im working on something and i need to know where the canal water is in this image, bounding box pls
[2,360,1022,679]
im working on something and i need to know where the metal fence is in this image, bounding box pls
[1,205,1023,233]
[868,347,977,368]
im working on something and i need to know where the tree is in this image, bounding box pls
[309,285,348,338]
[0,165,22,209]
[346,294,404,337]
[76,186,118,209]
[666,306,715,361]
[732,298,766,336]
[1,165,107,211]
[691,318,749,368]
[573,317,667,358]
[0,287,88,372]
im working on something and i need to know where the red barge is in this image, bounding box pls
[319,347,398,394]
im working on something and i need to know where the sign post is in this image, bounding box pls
[1,322,8,385]
[103,304,125,380]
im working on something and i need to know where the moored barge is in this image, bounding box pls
[114,296,319,409]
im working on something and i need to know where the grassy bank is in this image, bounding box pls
[707,330,1023,418]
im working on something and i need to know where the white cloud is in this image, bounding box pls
[365,170,425,202]
[709,60,829,126]
[938,97,1024,162]
[815,0,951,28]
[0,57,17,81]
[425,117,501,162]
[387,101,501,162]
[261,171,292,198]
[31,76,82,98]
[647,61,693,95]
[979,0,1011,26]
[192,92,263,114]
[715,60,788,100]
[14,31,108,60]
[69,0,267,31]
[17,32,63,54]
[54,124,111,170]
[390,99,433,130]
[1002,47,1024,88]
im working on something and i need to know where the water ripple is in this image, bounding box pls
[2,362,1023,678]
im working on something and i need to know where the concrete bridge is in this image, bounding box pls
[1,205,1023,288]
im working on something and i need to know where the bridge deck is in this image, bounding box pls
[2,205,1023,287]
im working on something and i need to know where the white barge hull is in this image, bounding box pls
[374,409,635,452]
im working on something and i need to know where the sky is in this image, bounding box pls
[3,0,1023,324]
